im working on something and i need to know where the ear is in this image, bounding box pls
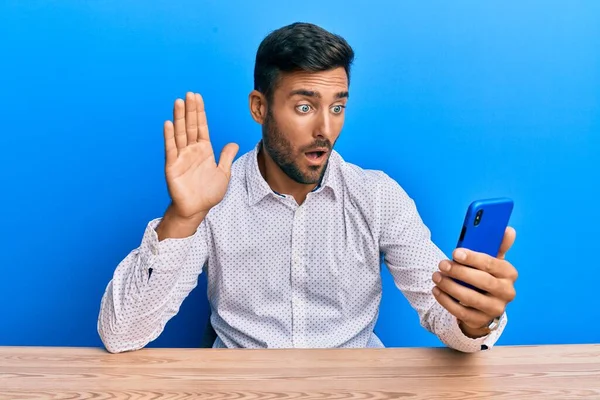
[249,90,267,124]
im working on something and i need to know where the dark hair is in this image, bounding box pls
[254,22,355,101]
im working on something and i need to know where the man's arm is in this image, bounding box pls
[98,92,238,353]
[376,175,508,352]
[97,212,208,353]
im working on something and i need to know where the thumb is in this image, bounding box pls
[218,143,240,176]
[497,226,516,259]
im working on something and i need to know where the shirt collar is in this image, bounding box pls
[246,141,341,206]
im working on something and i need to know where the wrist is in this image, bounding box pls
[156,205,207,241]
[458,319,491,339]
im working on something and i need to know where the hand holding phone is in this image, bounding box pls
[453,198,514,293]
[431,197,519,336]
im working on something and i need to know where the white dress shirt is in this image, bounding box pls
[97,142,507,353]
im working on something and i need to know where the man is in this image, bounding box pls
[98,22,518,353]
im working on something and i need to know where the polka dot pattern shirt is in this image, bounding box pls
[98,142,507,353]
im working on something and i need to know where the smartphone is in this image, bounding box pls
[452,197,514,294]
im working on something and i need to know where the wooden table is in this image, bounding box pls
[1,344,598,399]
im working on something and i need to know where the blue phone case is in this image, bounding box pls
[453,197,514,293]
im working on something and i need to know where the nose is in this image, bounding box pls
[314,108,332,140]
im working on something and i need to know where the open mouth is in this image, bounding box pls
[305,150,327,164]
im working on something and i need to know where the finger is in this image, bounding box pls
[438,260,516,302]
[218,143,240,176]
[453,247,517,280]
[173,98,187,150]
[433,272,506,318]
[185,92,198,144]
[432,286,491,329]
[195,93,210,142]
[163,120,177,167]
[498,226,516,259]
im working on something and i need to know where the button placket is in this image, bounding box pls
[290,204,308,347]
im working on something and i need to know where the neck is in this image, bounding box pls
[257,143,318,205]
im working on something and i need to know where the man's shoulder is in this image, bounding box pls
[335,151,402,194]
[335,152,417,221]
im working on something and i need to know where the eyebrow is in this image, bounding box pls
[288,89,349,99]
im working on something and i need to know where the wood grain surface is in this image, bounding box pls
[1,344,599,399]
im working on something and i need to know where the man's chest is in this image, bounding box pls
[204,198,382,293]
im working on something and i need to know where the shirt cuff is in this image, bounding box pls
[138,218,199,272]
[439,307,508,353]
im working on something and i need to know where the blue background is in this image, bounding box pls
[1,1,598,348]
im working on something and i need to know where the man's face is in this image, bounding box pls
[262,67,349,185]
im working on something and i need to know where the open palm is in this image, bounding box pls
[163,92,239,219]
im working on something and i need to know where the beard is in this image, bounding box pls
[262,110,332,185]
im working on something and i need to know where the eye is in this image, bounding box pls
[331,105,346,114]
[296,104,312,113]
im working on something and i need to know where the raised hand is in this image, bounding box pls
[163,92,239,219]
[157,92,238,240]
